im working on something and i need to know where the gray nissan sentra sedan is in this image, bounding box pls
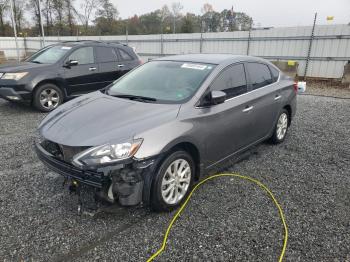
[35,54,296,211]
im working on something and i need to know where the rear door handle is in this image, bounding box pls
[118,64,124,68]
[89,67,97,71]
[274,95,282,101]
[242,105,254,113]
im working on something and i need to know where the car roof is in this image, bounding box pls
[154,54,269,65]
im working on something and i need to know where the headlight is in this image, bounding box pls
[72,139,143,168]
[2,72,28,80]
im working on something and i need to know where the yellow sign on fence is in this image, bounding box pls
[287,60,296,66]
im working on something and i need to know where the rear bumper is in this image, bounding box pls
[0,86,31,102]
[35,142,109,188]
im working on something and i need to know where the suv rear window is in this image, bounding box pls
[246,63,273,90]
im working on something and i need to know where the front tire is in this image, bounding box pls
[151,151,195,212]
[33,83,63,112]
[270,109,289,144]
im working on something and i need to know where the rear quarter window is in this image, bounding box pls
[117,48,134,61]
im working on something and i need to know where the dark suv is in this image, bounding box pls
[0,40,141,111]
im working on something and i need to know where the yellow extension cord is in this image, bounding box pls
[147,173,288,262]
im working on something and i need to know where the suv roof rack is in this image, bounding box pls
[60,40,126,46]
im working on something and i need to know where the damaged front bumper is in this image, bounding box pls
[35,142,159,207]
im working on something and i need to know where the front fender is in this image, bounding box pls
[134,120,202,160]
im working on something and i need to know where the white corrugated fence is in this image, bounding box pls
[0,24,349,79]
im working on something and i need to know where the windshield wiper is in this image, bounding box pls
[31,60,42,64]
[111,94,157,102]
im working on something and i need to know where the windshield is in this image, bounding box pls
[27,45,72,64]
[107,61,215,103]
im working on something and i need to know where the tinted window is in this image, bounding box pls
[96,47,118,63]
[270,66,280,82]
[211,64,247,99]
[246,63,273,90]
[118,48,133,61]
[68,47,94,65]
[108,61,215,103]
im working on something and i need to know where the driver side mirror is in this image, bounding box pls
[207,90,227,105]
[65,60,78,67]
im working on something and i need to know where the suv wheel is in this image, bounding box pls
[270,109,289,144]
[33,83,63,112]
[151,151,194,211]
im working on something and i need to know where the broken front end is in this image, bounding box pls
[35,139,159,207]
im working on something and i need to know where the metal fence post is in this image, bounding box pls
[246,29,251,55]
[304,12,317,79]
[160,33,164,56]
[126,28,128,45]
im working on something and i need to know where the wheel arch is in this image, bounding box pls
[283,104,292,126]
[32,78,67,102]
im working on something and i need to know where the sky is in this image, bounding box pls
[110,0,350,27]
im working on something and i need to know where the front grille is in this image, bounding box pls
[35,142,107,188]
[41,140,89,162]
[59,145,88,162]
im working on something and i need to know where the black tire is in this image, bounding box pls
[270,109,289,144]
[33,83,63,112]
[151,150,195,212]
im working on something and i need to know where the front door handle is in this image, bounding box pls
[242,105,254,113]
[89,67,97,71]
[274,95,282,101]
[118,64,124,68]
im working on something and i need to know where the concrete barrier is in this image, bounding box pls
[271,60,299,79]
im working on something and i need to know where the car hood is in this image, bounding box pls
[0,62,49,72]
[39,92,181,146]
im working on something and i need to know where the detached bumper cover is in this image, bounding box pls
[35,142,108,188]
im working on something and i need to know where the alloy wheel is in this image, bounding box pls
[39,88,60,110]
[276,112,288,140]
[161,158,191,205]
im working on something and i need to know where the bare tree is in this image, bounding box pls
[158,5,170,33]
[75,0,99,33]
[171,2,183,33]
[12,0,25,33]
[52,0,64,35]
[0,0,9,35]
[26,0,41,35]
[65,0,75,35]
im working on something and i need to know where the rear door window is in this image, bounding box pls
[96,47,118,63]
[211,63,247,99]
[118,48,133,61]
[246,63,273,90]
[68,47,94,65]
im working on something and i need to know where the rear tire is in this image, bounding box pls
[151,150,195,212]
[33,83,63,112]
[270,109,289,144]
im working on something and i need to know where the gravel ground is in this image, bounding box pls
[0,93,349,262]
[305,81,350,99]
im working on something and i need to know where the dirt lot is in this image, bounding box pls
[0,91,349,262]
